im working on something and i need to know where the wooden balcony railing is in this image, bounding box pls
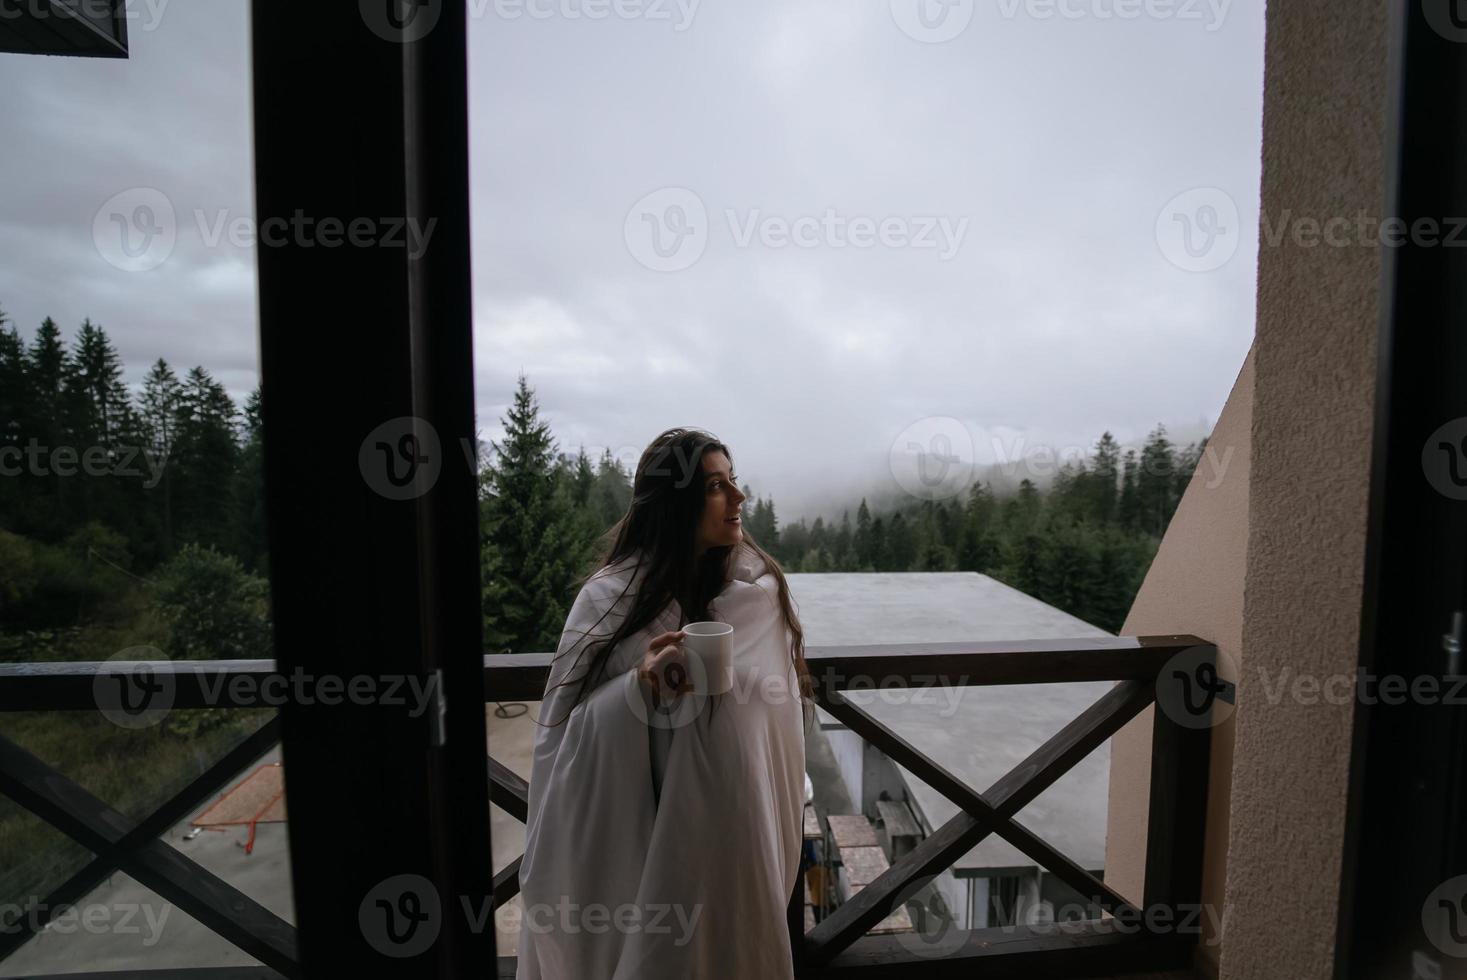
[0,634,1227,979]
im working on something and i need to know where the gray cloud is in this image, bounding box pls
[0,0,1264,523]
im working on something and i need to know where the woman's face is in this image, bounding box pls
[695,450,747,555]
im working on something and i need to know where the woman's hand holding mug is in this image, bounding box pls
[638,629,694,704]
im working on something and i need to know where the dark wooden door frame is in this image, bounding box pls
[1338,1,1467,977]
[252,3,494,976]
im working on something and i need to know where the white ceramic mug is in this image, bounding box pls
[681,621,734,695]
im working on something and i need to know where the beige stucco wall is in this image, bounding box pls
[1220,2,1387,977]
[1105,3,1389,978]
[1104,346,1252,979]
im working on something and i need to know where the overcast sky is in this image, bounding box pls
[0,0,1265,523]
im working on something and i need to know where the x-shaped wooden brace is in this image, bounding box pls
[486,757,528,911]
[801,679,1157,966]
[0,718,299,978]
[480,674,1199,975]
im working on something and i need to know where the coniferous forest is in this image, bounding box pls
[0,311,1201,910]
[1,312,1204,662]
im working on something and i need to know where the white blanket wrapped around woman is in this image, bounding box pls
[515,542,807,980]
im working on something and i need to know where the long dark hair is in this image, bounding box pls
[537,427,814,731]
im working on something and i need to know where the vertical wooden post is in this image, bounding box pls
[1143,658,1215,940]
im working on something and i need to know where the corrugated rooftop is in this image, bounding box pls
[787,571,1114,873]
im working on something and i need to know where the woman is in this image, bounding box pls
[515,427,816,980]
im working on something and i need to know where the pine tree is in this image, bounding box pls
[140,359,181,555]
[1003,478,1041,533]
[1089,432,1121,524]
[25,318,67,440]
[1118,449,1140,531]
[747,495,780,552]
[65,320,130,450]
[853,498,872,569]
[0,314,25,523]
[914,539,954,571]
[1002,529,1046,597]
[936,499,960,547]
[232,386,267,570]
[886,511,915,570]
[832,510,853,570]
[1050,459,1086,521]
[479,374,586,654]
[809,516,827,554]
[1137,424,1176,536]
[1174,437,1206,503]
[171,367,239,552]
[958,483,1002,573]
[22,318,70,537]
[801,545,834,573]
[869,515,888,569]
[592,448,632,528]
[570,446,595,507]
[965,481,996,531]
[1093,526,1146,632]
[62,320,137,530]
